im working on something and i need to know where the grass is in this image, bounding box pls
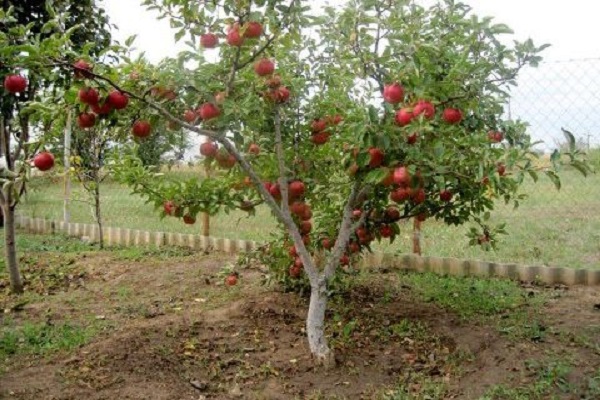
[0,319,102,357]
[17,168,600,269]
[0,231,198,275]
[398,272,530,319]
[395,271,550,342]
[481,360,573,400]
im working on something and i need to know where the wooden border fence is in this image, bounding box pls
[15,215,600,286]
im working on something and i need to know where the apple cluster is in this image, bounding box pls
[73,60,157,139]
[310,115,343,145]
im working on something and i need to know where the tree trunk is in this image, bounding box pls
[94,184,104,249]
[306,281,334,367]
[202,162,211,236]
[3,204,23,294]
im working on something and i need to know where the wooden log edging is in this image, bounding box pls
[15,215,600,286]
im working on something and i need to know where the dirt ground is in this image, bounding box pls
[0,249,599,400]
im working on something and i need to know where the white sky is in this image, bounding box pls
[102,0,600,62]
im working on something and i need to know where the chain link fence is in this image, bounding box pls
[506,58,600,152]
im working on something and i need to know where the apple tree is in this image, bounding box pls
[68,0,588,364]
[0,0,112,293]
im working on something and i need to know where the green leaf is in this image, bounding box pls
[367,105,379,124]
[545,170,561,190]
[125,35,137,47]
[364,168,388,184]
[561,128,576,152]
[527,169,538,182]
[550,149,560,165]
[570,160,590,177]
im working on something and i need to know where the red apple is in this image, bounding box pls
[300,220,312,235]
[254,59,275,76]
[73,60,93,79]
[198,103,221,120]
[386,207,401,221]
[273,86,290,103]
[416,213,427,222]
[407,132,418,145]
[226,27,244,46]
[293,257,303,268]
[355,227,368,239]
[248,143,260,155]
[183,110,197,123]
[353,209,362,219]
[311,131,330,145]
[289,264,302,278]
[497,163,506,176]
[411,188,426,204]
[395,108,414,126]
[390,187,411,203]
[244,21,263,38]
[200,33,219,48]
[326,114,343,125]
[289,180,306,198]
[164,200,177,216]
[214,91,227,104]
[488,131,504,143]
[263,181,273,193]
[266,75,282,88]
[302,235,311,246]
[33,152,54,171]
[393,166,411,187]
[78,87,99,105]
[347,163,359,176]
[290,201,307,216]
[348,241,360,254]
[200,141,218,158]
[368,147,385,168]
[340,254,350,266]
[413,100,435,119]
[217,153,236,169]
[150,86,177,101]
[288,245,298,258]
[132,120,152,138]
[380,225,393,238]
[4,74,27,93]
[91,101,112,115]
[225,274,238,286]
[321,237,333,250]
[440,189,453,202]
[301,207,313,222]
[311,119,327,133]
[383,82,404,104]
[107,91,129,110]
[77,113,96,129]
[443,108,462,124]
[269,183,282,199]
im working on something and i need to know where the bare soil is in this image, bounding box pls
[0,250,599,399]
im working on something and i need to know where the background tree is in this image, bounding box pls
[0,0,112,293]
[66,0,589,365]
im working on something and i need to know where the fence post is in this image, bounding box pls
[413,219,422,256]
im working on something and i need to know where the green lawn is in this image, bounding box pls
[18,169,600,269]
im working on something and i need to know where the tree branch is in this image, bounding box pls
[323,180,362,280]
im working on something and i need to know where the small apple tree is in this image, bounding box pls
[0,0,111,293]
[66,0,587,364]
[62,56,193,248]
